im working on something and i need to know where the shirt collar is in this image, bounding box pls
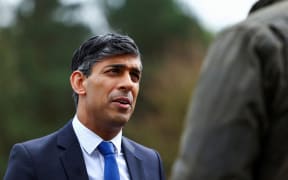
[72,115,122,155]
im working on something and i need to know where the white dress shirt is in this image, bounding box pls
[72,116,130,180]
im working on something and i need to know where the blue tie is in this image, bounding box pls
[98,141,120,180]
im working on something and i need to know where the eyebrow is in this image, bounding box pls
[106,64,142,73]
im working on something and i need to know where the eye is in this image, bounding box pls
[130,71,141,82]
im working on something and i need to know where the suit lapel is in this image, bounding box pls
[122,137,145,180]
[57,121,89,180]
[56,122,146,180]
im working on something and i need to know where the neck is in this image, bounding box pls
[76,114,123,141]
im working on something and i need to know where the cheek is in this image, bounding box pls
[99,82,118,99]
[87,79,110,98]
[133,86,140,101]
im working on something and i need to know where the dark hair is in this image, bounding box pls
[71,33,140,106]
[249,0,283,14]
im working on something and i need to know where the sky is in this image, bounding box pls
[178,0,258,32]
[1,0,259,33]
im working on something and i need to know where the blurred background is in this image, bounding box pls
[0,0,256,177]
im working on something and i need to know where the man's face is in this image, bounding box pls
[81,55,142,129]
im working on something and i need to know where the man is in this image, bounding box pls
[171,0,288,180]
[4,33,165,180]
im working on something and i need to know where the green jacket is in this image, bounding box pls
[172,1,288,180]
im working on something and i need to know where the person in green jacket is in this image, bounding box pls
[172,0,288,179]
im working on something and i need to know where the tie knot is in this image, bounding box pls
[98,141,115,156]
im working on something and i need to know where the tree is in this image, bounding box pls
[0,0,91,176]
[102,0,207,56]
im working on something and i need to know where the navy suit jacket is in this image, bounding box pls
[4,121,165,180]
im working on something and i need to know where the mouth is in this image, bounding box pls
[112,97,132,107]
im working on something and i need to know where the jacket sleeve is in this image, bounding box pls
[4,143,36,180]
[171,23,283,180]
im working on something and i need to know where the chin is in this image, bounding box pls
[110,114,130,126]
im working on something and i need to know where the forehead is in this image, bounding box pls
[95,55,142,70]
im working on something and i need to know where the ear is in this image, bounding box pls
[70,71,87,96]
